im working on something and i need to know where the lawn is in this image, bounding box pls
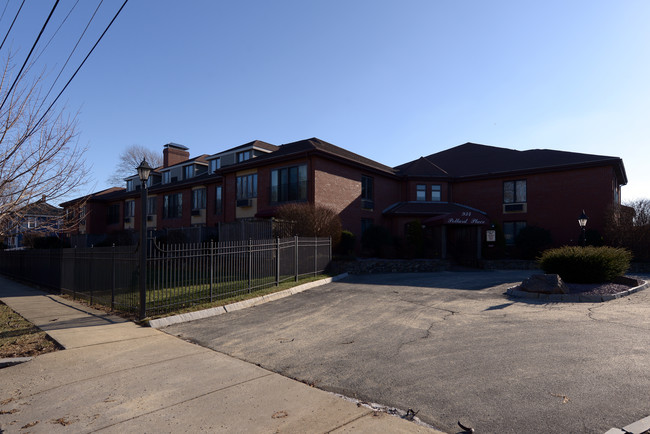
[0,302,60,358]
[62,273,334,320]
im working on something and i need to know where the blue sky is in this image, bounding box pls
[5,0,650,201]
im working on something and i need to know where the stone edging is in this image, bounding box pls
[148,273,349,329]
[507,279,649,303]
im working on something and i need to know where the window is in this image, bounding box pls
[361,175,374,210]
[108,204,120,224]
[147,197,157,215]
[126,179,134,192]
[431,185,441,201]
[503,221,527,245]
[215,185,223,214]
[192,188,206,210]
[361,218,374,235]
[184,165,194,180]
[27,217,37,229]
[236,173,257,200]
[210,158,221,173]
[504,180,527,203]
[163,193,183,219]
[271,165,308,203]
[162,171,170,184]
[416,184,426,201]
[237,150,251,163]
[124,200,135,218]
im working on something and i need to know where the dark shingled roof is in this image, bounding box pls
[20,200,65,217]
[211,140,279,156]
[60,187,125,207]
[395,142,627,184]
[254,137,396,175]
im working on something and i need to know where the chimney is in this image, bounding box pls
[163,143,190,168]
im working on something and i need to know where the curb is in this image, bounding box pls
[0,357,33,369]
[148,273,349,329]
[507,279,649,303]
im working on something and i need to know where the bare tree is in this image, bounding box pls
[603,199,650,261]
[107,144,162,186]
[276,203,342,246]
[0,55,89,238]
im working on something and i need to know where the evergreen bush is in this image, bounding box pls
[361,225,394,258]
[515,226,552,259]
[539,246,632,283]
[336,230,356,256]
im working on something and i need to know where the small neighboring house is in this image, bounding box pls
[4,197,65,248]
[61,139,628,263]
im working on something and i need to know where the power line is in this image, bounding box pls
[32,0,129,137]
[38,0,104,113]
[33,0,81,66]
[0,0,60,112]
[0,0,25,52]
[0,1,10,27]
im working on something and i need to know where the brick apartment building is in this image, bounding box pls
[61,138,627,261]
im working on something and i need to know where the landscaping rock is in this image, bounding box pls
[520,274,570,294]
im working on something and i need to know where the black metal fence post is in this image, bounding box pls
[294,236,299,282]
[276,237,280,286]
[89,245,94,306]
[111,243,116,311]
[248,238,252,292]
[209,240,214,302]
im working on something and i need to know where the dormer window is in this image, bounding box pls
[210,158,221,173]
[184,165,194,180]
[237,150,251,163]
[126,179,134,192]
[162,171,170,184]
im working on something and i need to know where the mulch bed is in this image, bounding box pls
[565,281,636,296]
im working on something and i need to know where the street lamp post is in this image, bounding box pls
[137,159,152,320]
[578,210,588,247]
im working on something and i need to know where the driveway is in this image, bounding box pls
[164,271,650,434]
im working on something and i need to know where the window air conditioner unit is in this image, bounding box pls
[191,209,201,216]
[503,203,527,213]
[237,199,252,207]
[124,217,131,223]
[147,215,154,221]
[361,199,374,210]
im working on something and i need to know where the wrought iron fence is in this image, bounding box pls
[0,236,331,317]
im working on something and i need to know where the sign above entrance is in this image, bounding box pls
[424,210,489,226]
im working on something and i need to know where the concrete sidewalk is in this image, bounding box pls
[0,277,441,433]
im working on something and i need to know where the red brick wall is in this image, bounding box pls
[450,166,618,246]
[312,157,400,237]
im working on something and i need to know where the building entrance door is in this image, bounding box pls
[446,226,479,267]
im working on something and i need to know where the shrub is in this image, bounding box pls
[514,226,552,259]
[336,230,356,256]
[361,225,394,258]
[539,246,632,283]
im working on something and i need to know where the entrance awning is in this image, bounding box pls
[423,210,489,226]
[383,202,489,226]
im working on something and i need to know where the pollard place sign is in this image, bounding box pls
[425,210,489,226]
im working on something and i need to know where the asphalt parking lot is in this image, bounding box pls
[165,270,650,434]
